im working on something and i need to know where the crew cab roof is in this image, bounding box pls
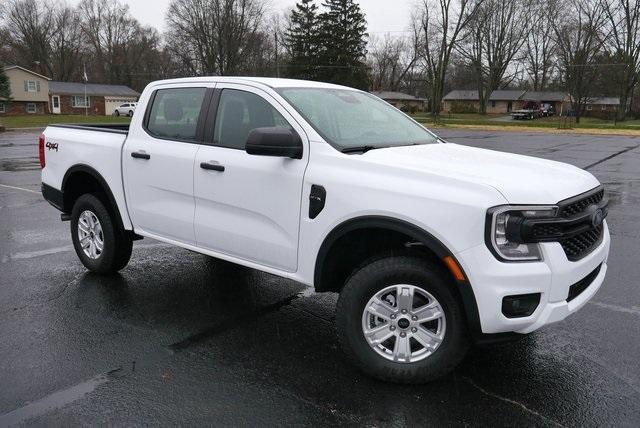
[146,76,356,91]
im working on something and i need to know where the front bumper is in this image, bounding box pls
[456,221,610,334]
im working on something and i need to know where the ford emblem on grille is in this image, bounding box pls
[592,208,604,228]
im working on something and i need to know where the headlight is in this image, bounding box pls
[486,206,558,261]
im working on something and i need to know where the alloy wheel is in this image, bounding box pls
[361,284,446,363]
[77,210,104,259]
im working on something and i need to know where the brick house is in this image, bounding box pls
[49,81,139,116]
[0,66,51,115]
[371,91,428,112]
[583,97,621,119]
[486,90,526,113]
[441,90,526,113]
[442,89,572,114]
[441,90,481,113]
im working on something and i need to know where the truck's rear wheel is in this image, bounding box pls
[336,256,468,383]
[70,194,132,274]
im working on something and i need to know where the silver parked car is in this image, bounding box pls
[113,102,137,117]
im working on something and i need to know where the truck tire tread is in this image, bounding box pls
[336,255,469,384]
[70,193,132,274]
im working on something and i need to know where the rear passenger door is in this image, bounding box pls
[123,85,212,245]
[193,84,308,271]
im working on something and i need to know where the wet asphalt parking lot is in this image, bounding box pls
[0,128,639,427]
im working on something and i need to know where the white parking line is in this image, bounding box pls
[2,242,173,263]
[589,301,640,316]
[0,369,119,426]
[0,183,41,194]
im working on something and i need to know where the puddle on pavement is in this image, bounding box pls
[0,157,40,172]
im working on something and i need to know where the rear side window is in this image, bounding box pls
[146,88,207,141]
[213,89,291,150]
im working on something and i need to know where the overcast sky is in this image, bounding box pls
[69,0,415,36]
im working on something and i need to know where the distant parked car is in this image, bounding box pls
[113,103,137,117]
[541,103,555,117]
[511,101,543,120]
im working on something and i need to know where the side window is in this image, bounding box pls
[214,89,292,150]
[146,88,206,141]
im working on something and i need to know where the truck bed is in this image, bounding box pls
[48,123,130,134]
[41,123,132,229]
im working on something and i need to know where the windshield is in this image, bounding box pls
[278,88,438,150]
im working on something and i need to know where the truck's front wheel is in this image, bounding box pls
[336,256,469,383]
[70,194,132,274]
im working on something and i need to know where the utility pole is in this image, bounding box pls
[274,32,280,78]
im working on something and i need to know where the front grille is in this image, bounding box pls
[560,225,603,261]
[567,264,602,302]
[531,224,562,239]
[559,188,604,218]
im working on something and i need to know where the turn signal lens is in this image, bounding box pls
[443,256,466,281]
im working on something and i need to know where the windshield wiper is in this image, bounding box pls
[340,145,381,154]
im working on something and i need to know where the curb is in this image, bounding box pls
[423,123,640,137]
[2,127,46,132]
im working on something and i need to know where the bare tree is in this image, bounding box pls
[78,0,140,84]
[524,0,557,91]
[49,5,83,81]
[122,26,176,90]
[3,0,55,77]
[459,0,528,113]
[165,0,267,76]
[603,0,640,120]
[369,33,420,91]
[414,0,484,117]
[552,0,607,123]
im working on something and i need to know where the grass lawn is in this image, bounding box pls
[413,112,505,121]
[412,113,640,132]
[0,114,131,129]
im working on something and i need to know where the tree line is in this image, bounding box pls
[0,0,368,92]
[371,0,640,122]
[1,0,640,121]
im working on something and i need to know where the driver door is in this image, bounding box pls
[193,84,309,271]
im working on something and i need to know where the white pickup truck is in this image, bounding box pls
[40,77,610,383]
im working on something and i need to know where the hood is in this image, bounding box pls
[362,143,600,204]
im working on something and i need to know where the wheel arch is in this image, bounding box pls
[313,215,484,340]
[62,164,127,232]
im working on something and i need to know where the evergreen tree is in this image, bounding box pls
[316,0,369,89]
[284,0,320,80]
[0,64,11,105]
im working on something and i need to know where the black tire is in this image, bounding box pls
[128,110,133,117]
[114,110,120,117]
[70,193,132,274]
[336,256,469,384]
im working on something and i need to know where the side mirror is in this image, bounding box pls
[245,127,303,159]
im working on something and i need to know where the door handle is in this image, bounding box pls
[131,151,150,160]
[200,161,225,172]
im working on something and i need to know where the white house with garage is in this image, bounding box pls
[48,81,140,116]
